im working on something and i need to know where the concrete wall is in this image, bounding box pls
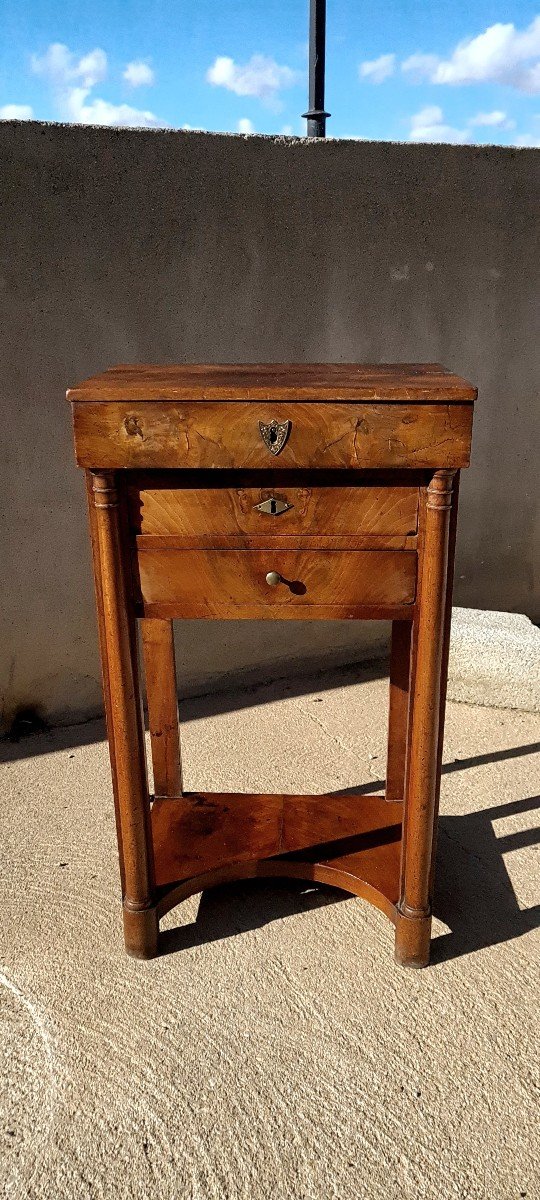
[1,121,538,730]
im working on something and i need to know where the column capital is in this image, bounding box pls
[91,470,118,509]
[426,469,456,510]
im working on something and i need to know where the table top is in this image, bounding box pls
[67,363,476,403]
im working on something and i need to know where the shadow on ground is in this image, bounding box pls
[0,661,389,760]
[432,793,540,964]
[3,673,538,968]
[161,739,540,966]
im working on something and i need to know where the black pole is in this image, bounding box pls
[302,0,330,137]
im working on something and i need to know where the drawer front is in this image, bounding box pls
[73,400,473,469]
[135,548,417,618]
[130,480,419,539]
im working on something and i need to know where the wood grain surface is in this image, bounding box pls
[386,620,412,805]
[89,471,157,958]
[151,791,403,923]
[135,547,417,616]
[396,470,456,967]
[72,400,473,470]
[129,480,419,538]
[72,362,475,964]
[140,618,182,798]
[68,362,477,403]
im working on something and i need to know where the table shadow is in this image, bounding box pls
[160,783,539,966]
[432,793,539,963]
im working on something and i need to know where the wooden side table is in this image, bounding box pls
[68,363,475,967]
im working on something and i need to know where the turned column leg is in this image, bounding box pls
[386,621,412,803]
[395,470,456,968]
[141,618,182,798]
[89,471,158,959]
[429,472,460,896]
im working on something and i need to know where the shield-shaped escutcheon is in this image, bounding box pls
[258,418,291,455]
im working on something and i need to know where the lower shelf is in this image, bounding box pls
[151,791,403,924]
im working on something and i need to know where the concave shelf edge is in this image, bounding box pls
[151,791,403,925]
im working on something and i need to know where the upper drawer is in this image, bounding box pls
[128,477,419,540]
[72,400,473,470]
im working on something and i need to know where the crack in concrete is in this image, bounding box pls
[294,697,382,780]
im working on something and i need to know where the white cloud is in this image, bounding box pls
[31,42,164,127]
[401,53,439,81]
[65,92,162,127]
[403,17,540,94]
[237,117,255,134]
[0,104,34,119]
[359,53,395,84]
[281,123,294,135]
[469,110,515,129]
[123,60,154,88]
[409,104,530,145]
[32,43,107,88]
[206,54,296,105]
[512,132,540,146]
[409,105,470,144]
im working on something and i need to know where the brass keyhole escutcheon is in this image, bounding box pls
[258,419,291,456]
[254,496,292,516]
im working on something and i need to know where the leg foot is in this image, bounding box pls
[123,904,159,959]
[394,908,431,968]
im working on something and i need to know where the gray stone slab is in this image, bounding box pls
[448,607,540,712]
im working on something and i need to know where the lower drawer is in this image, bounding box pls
[135,548,417,618]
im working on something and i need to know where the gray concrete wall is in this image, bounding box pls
[1,121,538,730]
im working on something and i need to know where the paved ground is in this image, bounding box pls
[1,665,539,1200]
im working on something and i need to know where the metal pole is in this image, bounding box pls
[302,0,330,137]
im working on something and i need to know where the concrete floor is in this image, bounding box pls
[1,665,539,1200]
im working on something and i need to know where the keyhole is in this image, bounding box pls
[269,428,277,444]
[270,498,277,513]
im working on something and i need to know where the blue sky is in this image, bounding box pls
[1,1,539,145]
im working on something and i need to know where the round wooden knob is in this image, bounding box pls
[265,571,282,587]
